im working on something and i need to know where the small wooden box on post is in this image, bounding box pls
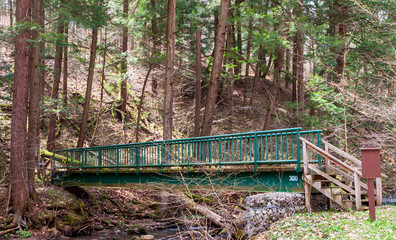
[360,148,381,222]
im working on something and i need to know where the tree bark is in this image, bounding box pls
[150,0,159,94]
[26,0,42,198]
[62,27,68,107]
[333,0,347,85]
[226,22,234,128]
[201,0,230,136]
[9,0,13,28]
[194,28,202,137]
[10,0,30,218]
[135,65,152,143]
[163,0,176,140]
[46,20,64,151]
[292,1,305,114]
[263,18,285,130]
[120,0,129,114]
[77,28,98,148]
[235,0,243,77]
[243,18,252,108]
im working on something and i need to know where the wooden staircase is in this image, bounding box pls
[300,138,386,212]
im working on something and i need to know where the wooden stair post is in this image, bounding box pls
[302,141,312,213]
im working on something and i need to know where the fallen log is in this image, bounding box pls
[172,191,227,228]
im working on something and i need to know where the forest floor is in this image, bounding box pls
[255,205,396,240]
[0,183,248,239]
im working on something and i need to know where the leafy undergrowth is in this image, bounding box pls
[255,206,396,240]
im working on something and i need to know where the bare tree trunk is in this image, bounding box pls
[235,0,243,77]
[334,0,347,86]
[263,20,285,130]
[63,27,68,107]
[100,28,107,110]
[201,0,230,136]
[285,47,291,89]
[292,1,305,115]
[135,65,152,143]
[26,0,42,198]
[77,28,98,148]
[90,28,107,146]
[194,28,202,137]
[46,20,64,151]
[226,22,234,128]
[10,0,30,219]
[37,5,45,179]
[9,0,13,28]
[163,0,176,140]
[120,0,129,114]
[150,0,159,94]
[243,19,252,108]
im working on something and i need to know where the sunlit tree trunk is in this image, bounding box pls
[46,20,64,151]
[194,28,202,137]
[10,0,31,220]
[120,0,129,114]
[201,0,229,136]
[163,0,176,140]
[26,0,42,198]
[77,28,98,148]
[63,27,68,107]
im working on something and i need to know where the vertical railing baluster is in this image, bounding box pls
[209,140,212,163]
[276,134,279,160]
[136,146,140,174]
[296,130,301,172]
[265,135,268,160]
[254,133,258,172]
[218,137,222,170]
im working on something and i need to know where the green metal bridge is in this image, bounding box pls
[51,128,322,192]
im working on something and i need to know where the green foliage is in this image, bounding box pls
[16,229,32,239]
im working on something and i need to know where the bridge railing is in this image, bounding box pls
[53,128,322,173]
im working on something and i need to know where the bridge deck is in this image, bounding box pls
[51,128,322,191]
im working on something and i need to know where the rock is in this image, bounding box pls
[140,235,154,240]
[245,193,305,237]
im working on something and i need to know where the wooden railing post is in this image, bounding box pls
[376,178,382,206]
[302,141,308,175]
[324,142,329,173]
[354,172,361,210]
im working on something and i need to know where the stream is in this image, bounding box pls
[69,226,201,240]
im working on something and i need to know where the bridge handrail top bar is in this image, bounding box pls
[54,127,305,152]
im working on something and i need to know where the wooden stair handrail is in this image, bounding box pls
[300,137,362,177]
[309,165,355,194]
[322,140,388,178]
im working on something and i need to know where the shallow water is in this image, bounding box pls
[69,227,200,240]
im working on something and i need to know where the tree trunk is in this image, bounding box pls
[26,0,42,198]
[63,27,68,107]
[235,0,243,77]
[46,20,64,151]
[150,0,159,94]
[226,22,234,128]
[100,28,107,110]
[135,65,152,143]
[194,28,202,137]
[163,0,176,140]
[263,19,285,130]
[9,0,13,28]
[77,28,98,148]
[120,0,129,114]
[333,0,347,85]
[10,0,31,218]
[201,0,230,136]
[243,18,252,108]
[292,1,305,114]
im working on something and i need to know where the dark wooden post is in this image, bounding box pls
[361,148,381,222]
